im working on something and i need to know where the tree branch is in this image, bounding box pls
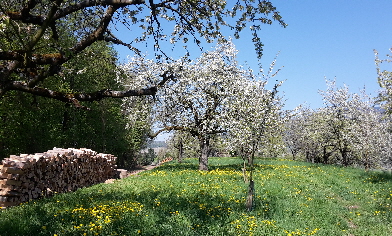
[6,11,44,25]
[0,51,64,65]
[7,0,146,25]
[27,0,63,51]
[103,34,141,55]
[71,5,118,55]
[5,81,159,109]
[149,125,185,138]
[54,0,145,20]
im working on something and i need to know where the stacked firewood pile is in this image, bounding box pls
[0,148,117,208]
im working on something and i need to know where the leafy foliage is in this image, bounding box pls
[0,42,149,166]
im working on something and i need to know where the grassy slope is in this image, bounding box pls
[0,157,391,236]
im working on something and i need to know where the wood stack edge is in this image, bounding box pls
[0,148,117,208]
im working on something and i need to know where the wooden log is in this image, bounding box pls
[0,172,9,179]
[20,195,27,202]
[0,179,22,186]
[0,190,21,196]
[6,173,20,181]
[2,161,16,167]
[0,184,18,191]
[0,196,19,202]
[2,166,25,174]
[0,201,18,207]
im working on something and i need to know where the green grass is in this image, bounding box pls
[0,157,391,236]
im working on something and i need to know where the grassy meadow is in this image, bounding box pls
[0,157,391,236]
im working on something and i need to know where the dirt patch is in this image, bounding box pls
[128,165,157,176]
[104,164,158,184]
[347,205,360,209]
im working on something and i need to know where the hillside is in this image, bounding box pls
[0,158,391,236]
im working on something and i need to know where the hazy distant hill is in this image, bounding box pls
[147,141,168,148]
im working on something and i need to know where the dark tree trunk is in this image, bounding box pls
[323,145,334,164]
[342,152,348,166]
[245,141,257,211]
[305,151,310,162]
[291,149,296,160]
[178,138,183,163]
[245,180,255,211]
[199,137,210,171]
[340,146,349,166]
[323,146,328,164]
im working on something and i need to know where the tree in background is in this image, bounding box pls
[123,42,287,173]
[375,48,392,114]
[283,106,308,160]
[284,79,392,169]
[165,130,200,163]
[226,66,285,163]
[223,58,285,211]
[319,80,360,166]
[0,0,286,107]
[0,41,149,167]
[119,70,154,167]
[123,42,251,170]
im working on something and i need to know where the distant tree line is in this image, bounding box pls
[283,79,392,170]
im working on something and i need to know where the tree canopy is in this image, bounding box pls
[122,41,285,170]
[0,0,286,107]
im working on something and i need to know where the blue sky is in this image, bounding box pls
[241,0,392,110]
[114,0,392,110]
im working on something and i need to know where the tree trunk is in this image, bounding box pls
[291,149,296,160]
[245,141,256,211]
[340,147,349,166]
[323,146,328,164]
[199,137,210,171]
[242,160,248,183]
[245,180,255,211]
[178,138,183,163]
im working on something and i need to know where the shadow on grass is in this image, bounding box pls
[153,158,245,172]
[0,157,282,236]
[154,162,199,171]
[361,169,392,183]
[0,184,249,236]
[154,158,279,172]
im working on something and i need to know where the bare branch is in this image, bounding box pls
[7,0,146,25]
[55,0,145,20]
[4,81,159,108]
[71,5,119,54]
[103,33,141,55]
[149,125,185,138]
